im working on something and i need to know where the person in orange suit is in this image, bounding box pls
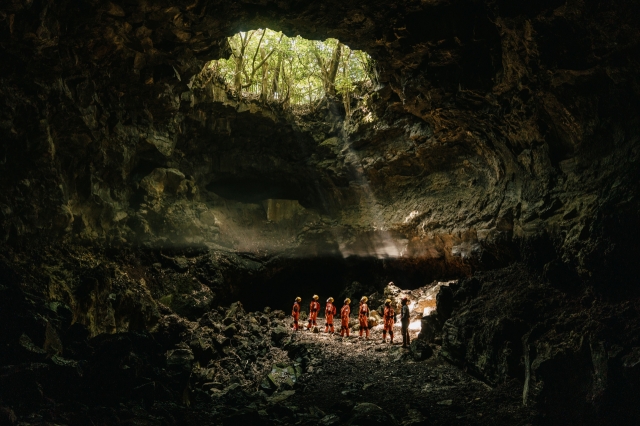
[340,298,351,337]
[359,296,370,339]
[307,294,320,329]
[324,297,337,333]
[292,297,301,331]
[382,299,395,343]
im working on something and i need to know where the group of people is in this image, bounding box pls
[291,294,412,348]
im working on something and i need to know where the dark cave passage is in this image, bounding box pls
[235,255,465,313]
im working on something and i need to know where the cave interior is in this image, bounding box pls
[1,0,640,425]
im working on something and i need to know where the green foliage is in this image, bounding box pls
[206,29,373,107]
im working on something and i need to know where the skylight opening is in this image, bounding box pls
[205,28,374,108]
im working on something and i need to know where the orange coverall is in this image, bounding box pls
[340,304,351,336]
[382,305,395,342]
[359,302,370,338]
[324,302,337,333]
[292,301,300,331]
[308,300,320,328]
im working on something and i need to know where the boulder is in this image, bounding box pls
[271,326,289,342]
[263,364,298,391]
[369,310,381,327]
[409,339,434,361]
[417,313,441,342]
[140,168,186,197]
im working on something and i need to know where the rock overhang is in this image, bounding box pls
[0,0,638,287]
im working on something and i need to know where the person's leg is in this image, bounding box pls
[404,326,408,346]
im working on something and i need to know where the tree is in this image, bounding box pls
[312,41,343,96]
[206,28,373,108]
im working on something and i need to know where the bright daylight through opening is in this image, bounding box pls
[204,29,373,108]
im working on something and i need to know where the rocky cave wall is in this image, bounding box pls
[1,0,640,422]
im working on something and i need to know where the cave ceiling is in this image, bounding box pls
[0,0,639,279]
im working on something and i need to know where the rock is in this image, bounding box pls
[384,283,402,299]
[347,403,397,425]
[436,286,454,322]
[417,313,441,343]
[309,405,326,418]
[202,382,224,391]
[223,324,238,337]
[172,256,189,272]
[437,399,453,406]
[271,326,289,342]
[0,407,17,425]
[319,413,341,425]
[140,168,186,197]
[401,408,428,425]
[410,340,433,361]
[369,310,381,327]
[266,389,295,404]
[264,365,299,391]
[226,301,244,320]
[18,333,47,357]
[166,348,194,369]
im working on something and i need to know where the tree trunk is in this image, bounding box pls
[326,42,343,96]
[312,42,343,97]
[272,52,282,100]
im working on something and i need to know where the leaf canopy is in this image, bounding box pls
[206,28,373,107]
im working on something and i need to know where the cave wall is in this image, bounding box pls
[1,0,638,281]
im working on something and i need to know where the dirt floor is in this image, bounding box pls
[285,324,537,426]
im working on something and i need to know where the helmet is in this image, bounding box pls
[385,299,392,305]
[327,297,334,303]
[313,294,319,300]
[295,297,301,302]
[344,298,351,304]
[401,296,409,303]
[360,296,368,303]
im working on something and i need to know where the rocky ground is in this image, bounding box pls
[0,269,534,426]
[287,328,535,426]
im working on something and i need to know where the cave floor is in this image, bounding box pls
[286,326,536,425]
